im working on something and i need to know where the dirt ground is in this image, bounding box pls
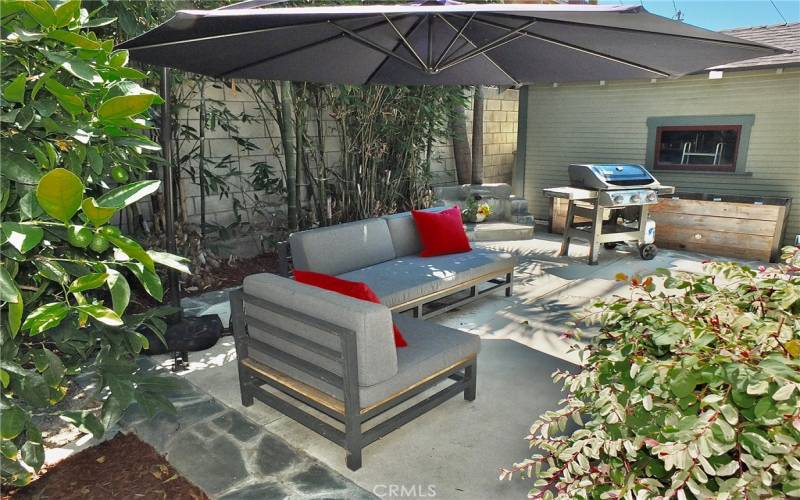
[5,433,208,500]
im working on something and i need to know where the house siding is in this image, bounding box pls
[521,68,800,246]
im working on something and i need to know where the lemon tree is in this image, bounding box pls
[0,0,189,485]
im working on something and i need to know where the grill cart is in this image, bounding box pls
[544,163,674,265]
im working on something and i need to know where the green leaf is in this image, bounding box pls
[0,266,19,303]
[81,197,116,227]
[44,79,84,115]
[0,437,17,459]
[2,153,42,184]
[8,290,23,338]
[19,373,49,407]
[1,222,43,253]
[23,0,57,28]
[19,191,43,219]
[112,136,162,151]
[60,411,104,440]
[109,50,129,68]
[34,258,69,284]
[3,74,26,103]
[47,31,99,50]
[0,405,26,439]
[98,95,156,121]
[741,432,770,459]
[107,375,135,407]
[148,251,191,274]
[96,180,160,209]
[103,230,154,272]
[36,168,84,223]
[68,272,108,293]
[100,395,126,429]
[22,302,70,335]
[53,0,80,27]
[670,371,697,398]
[20,441,44,472]
[107,270,130,316]
[126,263,163,301]
[45,52,103,84]
[73,304,123,326]
[40,348,64,387]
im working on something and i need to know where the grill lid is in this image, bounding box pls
[568,163,658,189]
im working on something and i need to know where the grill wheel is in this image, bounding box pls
[639,243,657,260]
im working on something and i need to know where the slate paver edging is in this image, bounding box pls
[121,358,375,499]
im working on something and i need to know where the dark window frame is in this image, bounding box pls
[653,124,742,172]
[645,115,755,175]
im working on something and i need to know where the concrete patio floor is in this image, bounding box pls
[148,233,761,499]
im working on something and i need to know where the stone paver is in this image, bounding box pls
[121,357,374,499]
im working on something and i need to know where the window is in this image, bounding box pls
[645,115,754,174]
[654,125,741,172]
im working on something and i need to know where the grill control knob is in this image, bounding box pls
[646,192,657,203]
[630,194,641,203]
[612,194,625,205]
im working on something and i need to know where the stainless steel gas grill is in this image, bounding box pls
[544,163,674,265]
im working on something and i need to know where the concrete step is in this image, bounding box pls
[465,222,535,242]
[511,215,535,225]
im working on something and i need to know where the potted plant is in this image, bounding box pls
[462,195,493,223]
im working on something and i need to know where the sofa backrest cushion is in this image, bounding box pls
[289,218,395,276]
[382,207,447,258]
[243,273,398,389]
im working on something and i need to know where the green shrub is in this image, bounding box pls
[503,247,800,499]
[1,0,187,485]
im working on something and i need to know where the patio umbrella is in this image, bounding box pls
[118,2,786,86]
[122,1,785,311]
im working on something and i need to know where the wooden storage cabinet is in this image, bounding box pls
[649,194,791,262]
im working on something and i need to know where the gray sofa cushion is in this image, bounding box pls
[336,248,516,308]
[382,207,446,258]
[289,218,396,275]
[360,315,480,407]
[251,314,480,408]
[243,273,398,387]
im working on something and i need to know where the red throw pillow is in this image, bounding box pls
[411,206,472,257]
[293,270,407,348]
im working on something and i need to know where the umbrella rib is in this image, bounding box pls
[456,14,670,77]
[435,19,537,73]
[364,17,426,84]
[331,21,426,73]
[119,17,362,51]
[433,12,475,70]
[214,17,407,78]
[382,14,428,71]
[435,14,519,86]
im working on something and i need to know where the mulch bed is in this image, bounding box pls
[183,252,279,296]
[6,433,208,500]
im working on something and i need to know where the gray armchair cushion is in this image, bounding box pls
[381,207,446,258]
[243,273,398,387]
[336,248,516,308]
[289,218,395,276]
[252,314,480,408]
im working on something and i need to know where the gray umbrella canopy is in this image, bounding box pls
[118,3,786,86]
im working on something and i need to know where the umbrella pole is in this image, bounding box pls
[160,67,182,315]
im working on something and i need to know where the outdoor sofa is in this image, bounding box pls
[230,210,516,470]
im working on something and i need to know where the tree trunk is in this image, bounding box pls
[450,103,472,185]
[471,86,484,185]
[280,81,297,232]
